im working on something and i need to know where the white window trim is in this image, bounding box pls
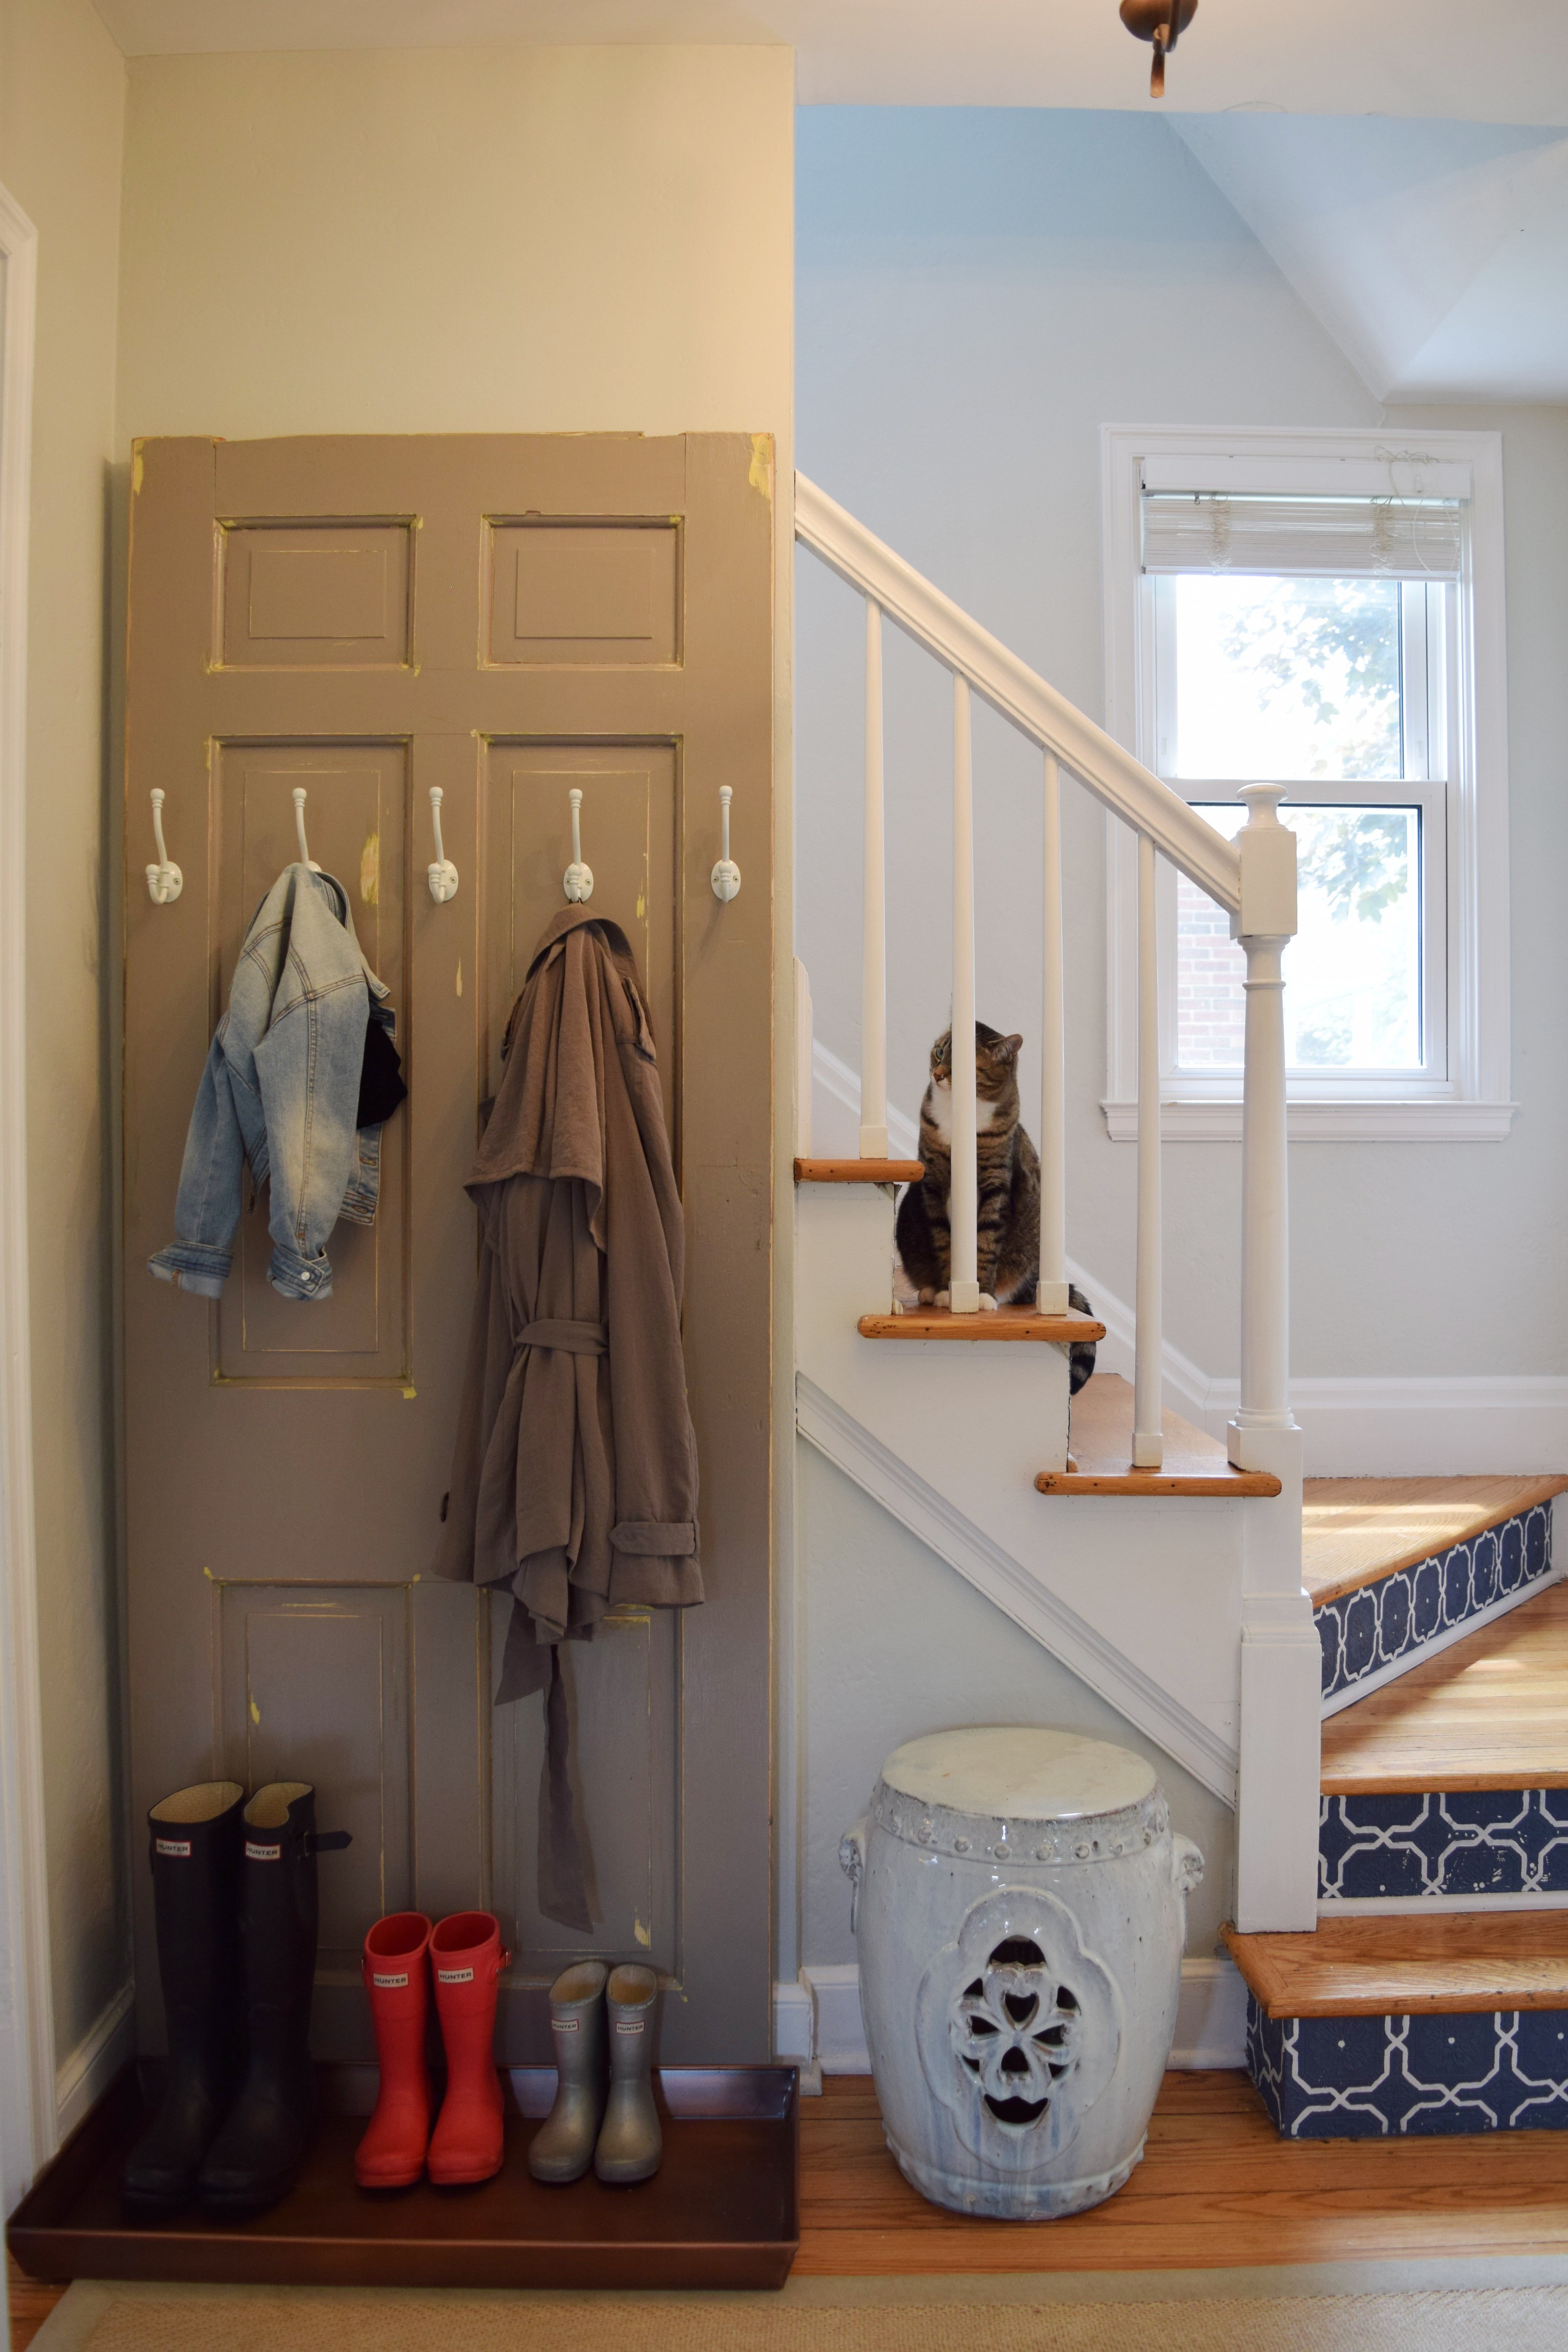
[1100,425,1515,1143]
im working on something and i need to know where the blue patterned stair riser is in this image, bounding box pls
[1321,1788,1568,1900]
[1316,1503,1552,1706]
[1248,1997,1568,2137]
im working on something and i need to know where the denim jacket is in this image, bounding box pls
[149,864,393,1303]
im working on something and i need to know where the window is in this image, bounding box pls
[1100,431,1513,1141]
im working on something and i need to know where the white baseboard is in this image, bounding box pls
[783,1955,1246,2077]
[55,1979,135,2143]
[811,1038,1568,1478]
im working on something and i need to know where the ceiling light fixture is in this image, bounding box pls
[1119,0,1197,97]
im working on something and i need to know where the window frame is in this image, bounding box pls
[1100,426,1514,1142]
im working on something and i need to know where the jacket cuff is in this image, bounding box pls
[267,1243,334,1302]
[148,1243,231,1299]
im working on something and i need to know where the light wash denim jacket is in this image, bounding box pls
[149,864,394,1303]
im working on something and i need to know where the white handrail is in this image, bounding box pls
[796,471,1242,916]
[860,601,889,1158]
[949,677,980,1312]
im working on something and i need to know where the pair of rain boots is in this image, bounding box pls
[354,1910,510,2189]
[122,1779,350,2216]
[529,1962,662,2186]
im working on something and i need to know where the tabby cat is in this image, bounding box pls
[895,1022,1097,1394]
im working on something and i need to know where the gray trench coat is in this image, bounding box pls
[436,907,701,1926]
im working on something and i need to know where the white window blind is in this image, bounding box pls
[1141,492,1464,580]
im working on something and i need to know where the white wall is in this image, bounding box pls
[795,1442,1236,1971]
[794,106,1568,1387]
[0,0,129,2096]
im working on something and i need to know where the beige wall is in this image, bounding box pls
[0,0,129,2074]
[117,45,793,443]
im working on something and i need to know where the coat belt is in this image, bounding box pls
[517,1317,608,1356]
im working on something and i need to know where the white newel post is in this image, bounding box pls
[1229,782,1319,1931]
[860,599,889,1158]
[1132,833,1163,1469]
[1037,752,1068,1318]
[949,675,980,1312]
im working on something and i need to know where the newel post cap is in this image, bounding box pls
[1232,782,1298,942]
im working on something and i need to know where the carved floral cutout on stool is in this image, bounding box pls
[915,1887,1122,2169]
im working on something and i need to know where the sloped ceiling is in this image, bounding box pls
[1175,117,1568,401]
[92,0,1568,125]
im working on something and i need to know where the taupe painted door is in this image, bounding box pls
[123,436,774,2063]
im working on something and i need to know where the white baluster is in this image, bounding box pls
[860,599,889,1159]
[1132,832,1163,1467]
[949,675,980,1313]
[1037,751,1067,1315]
[1231,782,1297,1439]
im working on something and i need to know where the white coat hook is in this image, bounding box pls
[292,787,322,873]
[426,787,459,903]
[563,787,594,903]
[711,785,741,902]
[145,788,183,905]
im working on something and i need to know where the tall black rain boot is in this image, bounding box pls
[122,1781,246,2214]
[196,1782,349,2214]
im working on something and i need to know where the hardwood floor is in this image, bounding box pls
[7,2256,62,2349]
[12,2070,1568,2331]
[1302,1474,1568,1608]
[795,2071,1568,2273]
[1321,1582,1568,1793]
[1224,1913,1568,2019]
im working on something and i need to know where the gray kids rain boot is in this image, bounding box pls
[527,1960,608,2183]
[594,1964,662,2184]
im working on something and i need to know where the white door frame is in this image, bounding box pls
[0,178,56,2213]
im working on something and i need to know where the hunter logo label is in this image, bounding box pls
[154,1838,191,1858]
[553,2016,580,2032]
[245,1841,282,1861]
[437,1966,474,1985]
[371,1972,409,1989]
[615,2019,644,2034]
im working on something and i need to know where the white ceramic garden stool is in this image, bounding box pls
[841,1726,1203,2221]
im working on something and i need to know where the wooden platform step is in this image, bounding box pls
[794,1157,924,1184]
[1036,1373,1281,1498]
[857,1303,1104,1344]
[1320,1581,1568,1794]
[1225,1911,1568,2018]
[1303,1474,1567,1608]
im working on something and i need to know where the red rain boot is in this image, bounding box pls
[355,1912,433,2189]
[427,1911,509,2186]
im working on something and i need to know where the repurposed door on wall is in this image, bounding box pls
[123,436,774,2063]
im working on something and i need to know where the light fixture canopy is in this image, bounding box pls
[1119,0,1198,96]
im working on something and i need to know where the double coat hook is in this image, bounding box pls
[563,788,593,903]
[292,788,323,874]
[427,788,459,903]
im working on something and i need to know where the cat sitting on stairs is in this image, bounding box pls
[895,1022,1097,1396]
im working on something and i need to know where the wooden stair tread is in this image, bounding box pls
[1036,1373,1281,1498]
[857,1305,1105,1343]
[795,1156,924,1183]
[1302,1474,1568,1607]
[1223,1912,1568,2018]
[1321,1581,1568,1793]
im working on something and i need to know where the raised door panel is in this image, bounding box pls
[219,523,414,670]
[484,520,680,669]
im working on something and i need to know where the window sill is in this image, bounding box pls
[1100,1099,1518,1143]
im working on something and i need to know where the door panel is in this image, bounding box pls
[485,521,681,668]
[124,434,773,2066]
[220,522,415,670]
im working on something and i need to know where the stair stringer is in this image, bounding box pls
[796,1181,1244,1806]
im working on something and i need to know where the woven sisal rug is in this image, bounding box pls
[31,2280,1568,2351]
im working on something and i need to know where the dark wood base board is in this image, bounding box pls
[7,2063,799,2292]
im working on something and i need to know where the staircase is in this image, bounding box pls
[789,472,1568,2140]
[1226,1477,1568,2136]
